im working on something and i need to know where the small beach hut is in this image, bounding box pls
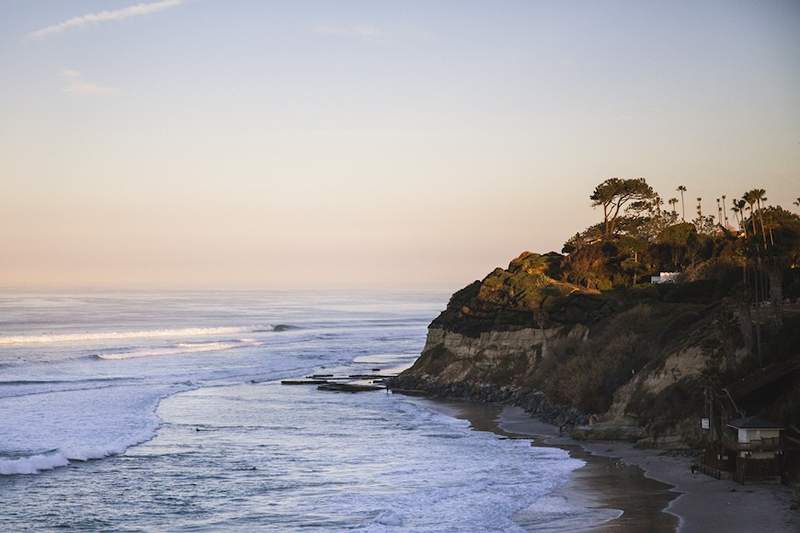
[723,416,784,483]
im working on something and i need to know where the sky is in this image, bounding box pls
[1,0,799,290]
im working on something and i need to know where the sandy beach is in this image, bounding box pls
[575,437,800,533]
[423,398,800,532]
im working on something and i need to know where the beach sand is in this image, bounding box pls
[422,399,676,532]
[575,437,800,533]
[421,398,800,532]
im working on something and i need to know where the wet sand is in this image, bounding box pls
[421,399,677,532]
[576,439,800,533]
[422,398,799,533]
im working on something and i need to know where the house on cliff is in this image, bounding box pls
[650,272,680,284]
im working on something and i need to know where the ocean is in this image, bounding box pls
[0,290,586,531]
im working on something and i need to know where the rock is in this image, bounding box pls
[317,383,383,393]
[281,379,328,385]
[392,248,800,449]
[571,419,645,442]
[389,388,428,396]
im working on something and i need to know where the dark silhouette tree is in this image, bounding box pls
[742,191,760,242]
[677,185,687,221]
[744,189,769,247]
[722,194,729,226]
[589,178,656,238]
[733,199,748,236]
[751,207,800,322]
[668,197,678,215]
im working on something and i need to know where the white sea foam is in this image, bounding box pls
[373,510,404,526]
[0,326,269,346]
[0,383,175,475]
[0,451,69,475]
[96,340,262,360]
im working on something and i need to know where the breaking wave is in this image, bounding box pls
[0,326,291,346]
[0,450,70,475]
[0,431,159,476]
[96,340,262,360]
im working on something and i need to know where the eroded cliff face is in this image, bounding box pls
[394,251,774,447]
[409,324,590,386]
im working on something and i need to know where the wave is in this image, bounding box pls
[0,383,180,476]
[0,377,135,386]
[95,340,262,360]
[0,325,292,346]
[0,450,70,475]
[0,436,158,476]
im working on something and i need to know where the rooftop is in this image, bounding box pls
[727,416,784,430]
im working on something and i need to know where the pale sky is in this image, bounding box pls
[1,0,799,290]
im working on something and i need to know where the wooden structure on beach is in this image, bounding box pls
[722,417,785,483]
[701,416,785,483]
[699,358,799,484]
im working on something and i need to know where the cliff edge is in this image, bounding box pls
[393,251,800,448]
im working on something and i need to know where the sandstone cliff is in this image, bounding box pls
[394,252,800,448]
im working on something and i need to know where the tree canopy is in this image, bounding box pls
[561,178,799,294]
[590,178,656,238]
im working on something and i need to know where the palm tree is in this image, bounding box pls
[716,198,722,225]
[668,197,678,215]
[722,194,729,226]
[731,204,741,228]
[742,191,759,242]
[747,188,769,247]
[677,185,687,221]
[696,197,702,218]
[732,198,747,235]
[653,194,663,216]
[753,189,773,246]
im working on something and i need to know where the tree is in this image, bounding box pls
[742,191,760,243]
[754,207,800,321]
[677,185,687,221]
[754,189,769,245]
[744,189,769,247]
[722,194,729,226]
[668,197,678,215]
[795,197,800,207]
[590,178,657,238]
[657,222,699,270]
[760,206,800,266]
[733,199,747,235]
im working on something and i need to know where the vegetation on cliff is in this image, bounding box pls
[400,178,800,446]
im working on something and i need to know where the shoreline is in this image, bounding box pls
[418,398,676,532]
[574,436,800,533]
[419,396,799,533]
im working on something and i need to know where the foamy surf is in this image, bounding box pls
[96,340,262,360]
[0,326,286,346]
[0,450,70,475]
[0,383,176,476]
[0,430,164,475]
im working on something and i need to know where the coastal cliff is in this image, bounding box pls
[393,251,800,448]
